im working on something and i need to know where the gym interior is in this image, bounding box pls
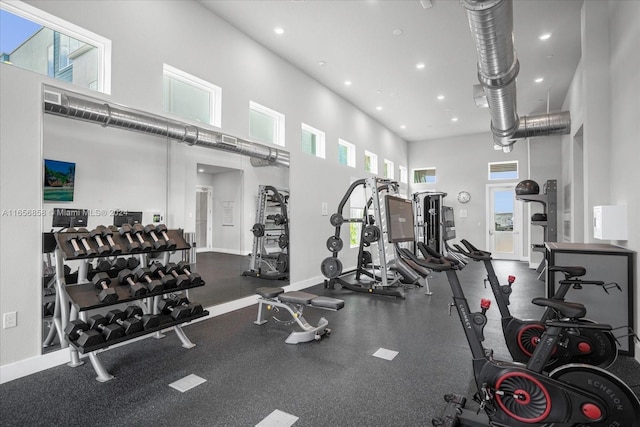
[1,1,639,426]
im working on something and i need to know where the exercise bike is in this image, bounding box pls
[423,253,640,427]
[451,239,618,371]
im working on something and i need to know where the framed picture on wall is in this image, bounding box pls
[43,159,76,202]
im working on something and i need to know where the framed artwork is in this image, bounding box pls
[44,159,75,202]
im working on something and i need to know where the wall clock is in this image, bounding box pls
[457,191,471,204]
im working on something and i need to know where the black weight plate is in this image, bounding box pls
[276,253,288,273]
[362,225,380,243]
[326,236,343,253]
[252,223,265,237]
[329,213,344,227]
[278,234,289,249]
[321,257,342,279]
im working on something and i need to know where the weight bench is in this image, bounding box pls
[254,287,344,344]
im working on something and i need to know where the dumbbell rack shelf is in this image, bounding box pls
[50,228,207,382]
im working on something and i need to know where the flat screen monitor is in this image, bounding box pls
[442,206,456,241]
[51,208,88,228]
[113,211,143,226]
[385,195,416,243]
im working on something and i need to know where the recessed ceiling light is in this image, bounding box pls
[416,62,426,70]
[437,94,445,100]
[318,60,326,67]
[451,117,458,122]
[198,169,204,173]
[376,106,383,111]
[344,80,352,86]
[535,77,544,83]
[400,125,406,129]
[392,29,403,36]
[539,33,552,40]
[273,26,285,35]
[376,89,382,94]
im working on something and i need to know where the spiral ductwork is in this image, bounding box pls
[42,85,290,168]
[461,0,570,152]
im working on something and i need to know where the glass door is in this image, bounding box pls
[487,184,521,260]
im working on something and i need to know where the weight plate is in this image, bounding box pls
[278,234,289,249]
[321,257,343,279]
[362,225,380,243]
[252,223,265,237]
[276,253,288,273]
[274,214,287,225]
[326,236,343,253]
[329,213,344,227]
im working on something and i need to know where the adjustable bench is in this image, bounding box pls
[254,287,344,344]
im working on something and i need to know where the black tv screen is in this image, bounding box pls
[51,208,88,228]
[113,211,143,226]
[385,195,416,243]
[442,206,456,241]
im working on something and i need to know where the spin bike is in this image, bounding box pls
[423,253,640,427]
[451,239,618,371]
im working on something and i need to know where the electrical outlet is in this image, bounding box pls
[3,311,17,329]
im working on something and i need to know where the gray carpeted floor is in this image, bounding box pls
[4,258,639,426]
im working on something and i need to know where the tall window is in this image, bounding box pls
[399,165,408,184]
[384,159,394,179]
[163,64,222,127]
[364,150,378,174]
[250,101,285,146]
[489,161,518,180]
[0,2,111,93]
[338,139,356,168]
[414,167,436,184]
[301,123,325,158]
[350,208,363,248]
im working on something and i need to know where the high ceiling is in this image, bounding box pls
[199,0,583,143]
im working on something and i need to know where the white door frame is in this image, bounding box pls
[485,183,522,260]
[196,185,213,253]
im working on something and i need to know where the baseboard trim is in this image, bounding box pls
[0,277,324,384]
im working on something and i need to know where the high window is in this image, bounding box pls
[364,150,378,174]
[488,161,518,180]
[399,165,408,184]
[301,123,325,158]
[338,139,356,168]
[250,101,285,146]
[163,64,222,127]
[0,1,111,93]
[384,159,394,179]
[413,167,437,184]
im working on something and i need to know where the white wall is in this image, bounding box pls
[0,0,408,370]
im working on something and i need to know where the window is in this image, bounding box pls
[250,101,285,146]
[364,150,378,174]
[338,139,356,168]
[350,208,363,248]
[399,165,408,184]
[0,1,111,93]
[163,64,222,127]
[489,161,518,180]
[384,159,394,179]
[414,167,436,184]
[301,123,325,158]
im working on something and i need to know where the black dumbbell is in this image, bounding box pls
[168,295,204,316]
[92,272,118,303]
[64,319,105,347]
[124,306,161,330]
[88,314,125,341]
[89,227,112,255]
[135,268,164,293]
[96,259,112,271]
[75,228,98,256]
[97,225,122,255]
[65,229,86,258]
[176,261,202,285]
[131,224,153,252]
[164,263,191,287]
[158,299,191,320]
[155,224,177,250]
[149,262,177,289]
[106,309,143,335]
[144,224,167,250]
[119,224,141,252]
[117,268,147,297]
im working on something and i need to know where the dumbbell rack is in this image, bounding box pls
[50,228,208,382]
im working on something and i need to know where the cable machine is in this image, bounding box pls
[412,191,448,255]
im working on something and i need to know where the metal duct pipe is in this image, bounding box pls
[42,86,290,168]
[461,0,571,151]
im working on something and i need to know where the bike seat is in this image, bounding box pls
[531,297,586,319]
[548,265,586,278]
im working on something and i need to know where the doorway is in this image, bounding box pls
[486,183,522,260]
[196,185,213,252]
